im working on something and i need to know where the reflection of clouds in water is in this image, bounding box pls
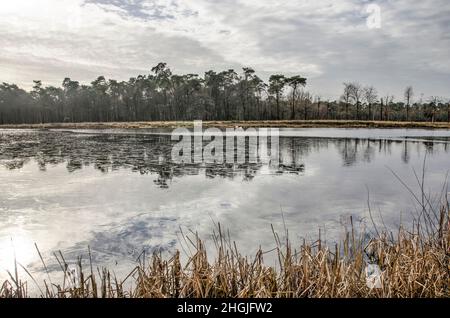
[32,216,179,273]
[1,129,450,283]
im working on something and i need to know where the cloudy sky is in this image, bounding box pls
[0,0,449,100]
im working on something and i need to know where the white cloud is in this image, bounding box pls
[0,0,449,100]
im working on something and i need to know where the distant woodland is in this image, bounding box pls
[0,63,449,124]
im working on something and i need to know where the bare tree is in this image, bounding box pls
[316,96,321,119]
[326,101,331,119]
[341,83,353,120]
[383,95,394,121]
[404,86,413,121]
[298,90,311,120]
[364,86,378,121]
[428,96,442,122]
[349,82,363,120]
[380,97,384,120]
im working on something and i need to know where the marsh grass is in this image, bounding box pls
[1,120,450,130]
[0,205,448,298]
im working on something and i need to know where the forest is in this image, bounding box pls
[0,62,449,124]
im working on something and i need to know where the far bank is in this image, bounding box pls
[1,120,450,130]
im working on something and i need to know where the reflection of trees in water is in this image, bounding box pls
[279,137,307,173]
[333,138,385,165]
[423,141,436,156]
[333,138,447,167]
[0,132,448,188]
[402,142,410,164]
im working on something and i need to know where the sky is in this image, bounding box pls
[0,0,449,100]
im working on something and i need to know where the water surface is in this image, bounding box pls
[0,128,449,283]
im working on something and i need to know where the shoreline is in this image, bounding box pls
[1,120,450,130]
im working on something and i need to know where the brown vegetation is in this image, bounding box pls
[1,207,448,298]
[1,120,450,130]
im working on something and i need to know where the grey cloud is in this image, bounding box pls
[84,0,197,20]
[224,0,450,98]
[0,0,449,99]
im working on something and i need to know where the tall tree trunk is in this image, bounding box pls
[356,101,360,120]
[406,103,409,121]
[304,101,307,120]
[317,100,320,119]
[291,90,296,120]
[380,100,384,121]
[276,94,280,120]
[257,98,261,120]
[448,104,450,123]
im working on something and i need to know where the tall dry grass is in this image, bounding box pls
[1,205,448,298]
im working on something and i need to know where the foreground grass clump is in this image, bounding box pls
[1,209,449,298]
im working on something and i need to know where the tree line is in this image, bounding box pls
[0,63,449,124]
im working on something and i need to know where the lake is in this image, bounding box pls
[0,128,449,284]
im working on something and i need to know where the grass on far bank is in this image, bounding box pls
[1,206,448,298]
[1,120,450,130]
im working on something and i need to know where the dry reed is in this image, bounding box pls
[1,205,448,298]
